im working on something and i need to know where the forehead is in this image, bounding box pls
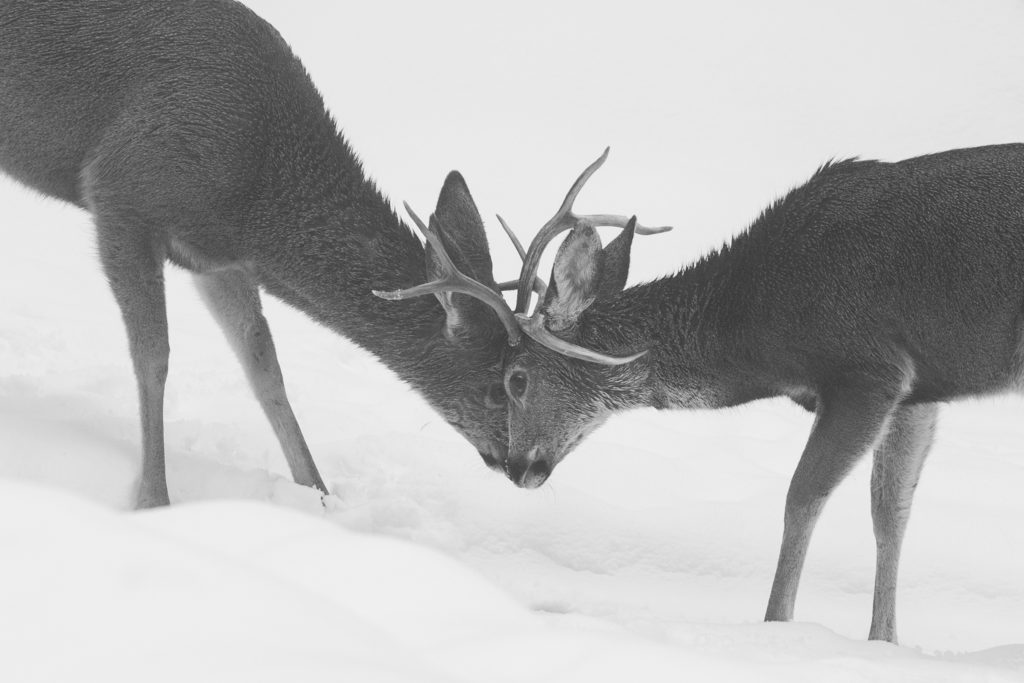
[503,337,554,368]
[503,341,584,385]
[448,335,508,368]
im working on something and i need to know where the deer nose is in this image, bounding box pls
[521,459,551,489]
[507,447,551,489]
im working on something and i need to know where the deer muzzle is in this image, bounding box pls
[507,446,552,489]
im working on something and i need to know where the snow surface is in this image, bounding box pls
[2,1,1024,681]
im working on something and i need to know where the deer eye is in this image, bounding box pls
[484,383,507,407]
[507,370,528,400]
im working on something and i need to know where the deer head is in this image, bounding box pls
[376,149,668,481]
[388,172,513,472]
[502,217,657,487]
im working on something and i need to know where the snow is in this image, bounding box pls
[2,1,1024,681]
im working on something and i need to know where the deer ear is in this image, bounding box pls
[595,215,636,299]
[541,224,605,331]
[425,172,501,338]
[431,171,498,289]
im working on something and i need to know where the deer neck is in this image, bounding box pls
[243,128,462,383]
[581,248,772,411]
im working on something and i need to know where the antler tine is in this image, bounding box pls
[403,201,458,271]
[497,214,546,297]
[373,202,522,345]
[496,214,527,259]
[552,146,611,220]
[513,148,612,314]
[516,312,648,366]
[577,214,673,235]
[497,278,545,295]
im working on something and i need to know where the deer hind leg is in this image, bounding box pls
[765,380,907,623]
[868,402,937,643]
[193,268,328,495]
[94,214,171,509]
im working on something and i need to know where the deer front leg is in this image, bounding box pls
[868,403,937,643]
[95,216,171,509]
[765,382,905,623]
[194,268,328,495]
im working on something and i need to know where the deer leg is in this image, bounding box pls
[194,268,328,495]
[868,402,936,643]
[95,216,171,509]
[765,383,905,623]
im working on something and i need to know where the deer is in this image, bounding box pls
[380,142,1024,644]
[0,0,499,509]
[0,0,514,508]
[0,1,660,509]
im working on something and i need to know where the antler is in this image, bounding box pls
[512,147,672,315]
[495,214,546,297]
[375,151,669,366]
[504,151,669,365]
[516,312,647,365]
[516,216,650,365]
[373,202,522,345]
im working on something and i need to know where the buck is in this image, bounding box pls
[0,0,657,509]
[0,0,500,509]
[385,143,1024,643]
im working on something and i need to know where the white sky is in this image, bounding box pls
[244,0,1024,282]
